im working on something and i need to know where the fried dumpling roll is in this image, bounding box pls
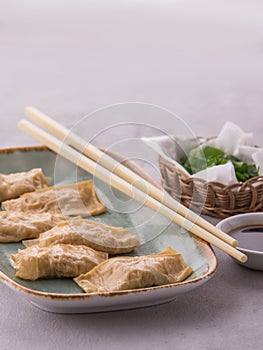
[12,244,108,280]
[0,211,64,243]
[0,168,49,202]
[74,247,193,293]
[23,218,140,254]
[2,180,106,216]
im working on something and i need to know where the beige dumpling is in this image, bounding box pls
[12,244,108,280]
[2,180,106,216]
[0,168,49,202]
[74,247,193,293]
[0,211,64,243]
[23,218,140,254]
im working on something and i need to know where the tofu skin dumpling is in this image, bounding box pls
[23,218,140,254]
[0,211,63,243]
[12,244,108,280]
[0,168,49,202]
[74,247,192,293]
[2,180,106,217]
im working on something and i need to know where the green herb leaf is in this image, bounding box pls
[179,146,259,182]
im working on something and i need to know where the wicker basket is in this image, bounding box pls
[159,155,263,218]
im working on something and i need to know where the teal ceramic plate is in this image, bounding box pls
[0,146,217,313]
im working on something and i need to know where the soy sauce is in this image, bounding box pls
[229,225,263,251]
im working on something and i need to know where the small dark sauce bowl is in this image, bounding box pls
[216,213,263,271]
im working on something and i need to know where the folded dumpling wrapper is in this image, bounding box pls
[0,211,64,243]
[0,168,49,202]
[23,218,140,254]
[142,122,263,186]
[12,244,108,280]
[74,247,192,293]
[2,180,106,216]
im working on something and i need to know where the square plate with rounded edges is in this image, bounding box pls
[0,146,217,314]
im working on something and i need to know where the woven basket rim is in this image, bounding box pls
[158,154,263,218]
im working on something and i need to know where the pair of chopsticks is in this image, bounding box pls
[18,107,247,263]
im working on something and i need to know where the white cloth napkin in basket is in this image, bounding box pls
[142,122,263,186]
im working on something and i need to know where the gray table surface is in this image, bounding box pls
[0,1,262,349]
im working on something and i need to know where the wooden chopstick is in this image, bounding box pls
[18,118,247,263]
[24,106,238,248]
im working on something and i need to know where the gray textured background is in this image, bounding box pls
[0,1,263,349]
